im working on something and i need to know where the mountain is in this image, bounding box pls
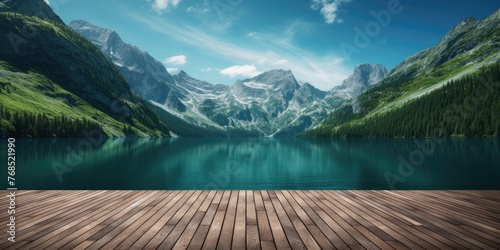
[0,0,169,137]
[386,10,499,82]
[331,64,387,98]
[157,69,341,136]
[71,21,357,136]
[70,21,391,137]
[69,20,184,110]
[0,0,64,24]
[308,9,500,137]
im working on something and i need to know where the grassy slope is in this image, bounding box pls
[307,62,500,137]
[0,12,169,137]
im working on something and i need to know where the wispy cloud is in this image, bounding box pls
[201,67,220,72]
[163,55,187,65]
[186,6,210,13]
[151,0,182,13]
[167,67,180,74]
[311,0,352,24]
[274,59,289,65]
[220,65,262,78]
[130,14,350,90]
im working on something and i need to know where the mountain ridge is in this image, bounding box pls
[72,20,389,136]
[308,8,500,137]
[0,0,169,137]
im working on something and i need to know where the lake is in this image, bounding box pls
[3,137,500,190]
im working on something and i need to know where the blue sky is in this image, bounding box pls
[50,0,499,90]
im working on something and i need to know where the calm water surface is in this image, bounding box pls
[3,138,500,190]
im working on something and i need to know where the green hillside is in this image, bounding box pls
[307,9,500,138]
[307,62,500,137]
[0,5,169,137]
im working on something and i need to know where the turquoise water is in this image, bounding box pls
[3,138,500,190]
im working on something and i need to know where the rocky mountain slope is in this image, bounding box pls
[309,9,500,137]
[69,20,183,109]
[332,64,387,98]
[73,21,388,136]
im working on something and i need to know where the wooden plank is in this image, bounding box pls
[247,191,260,250]
[45,191,151,249]
[232,190,246,249]
[288,190,350,249]
[202,190,231,249]
[160,191,209,249]
[144,190,202,249]
[217,190,238,249]
[261,191,291,250]
[14,190,118,242]
[347,190,449,249]
[99,191,175,249]
[130,190,195,249]
[275,191,323,249]
[187,191,225,249]
[84,191,163,250]
[50,191,150,250]
[246,190,257,226]
[303,190,379,249]
[247,225,260,250]
[368,191,478,249]
[1,190,499,250]
[294,190,358,247]
[11,191,142,250]
[115,190,187,249]
[173,191,217,250]
[269,191,305,249]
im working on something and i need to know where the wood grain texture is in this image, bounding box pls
[1,190,499,249]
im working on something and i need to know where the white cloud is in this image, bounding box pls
[151,0,182,13]
[44,0,50,5]
[130,14,351,90]
[163,55,187,65]
[274,59,289,65]
[167,67,180,74]
[220,65,262,78]
[311,0,351,24]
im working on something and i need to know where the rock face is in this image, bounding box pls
[169,69,342,136]
[332,64,387,98]
[69,20,183,110]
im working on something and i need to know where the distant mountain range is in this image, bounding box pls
[71,20,386,136]
[0,0,498,138]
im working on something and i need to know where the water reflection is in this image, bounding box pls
[2,138,499,190]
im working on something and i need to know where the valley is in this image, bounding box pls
[0,0,498,138]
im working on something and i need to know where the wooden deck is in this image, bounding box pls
[1,190,499,249]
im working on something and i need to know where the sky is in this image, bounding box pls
[49,0,499,90]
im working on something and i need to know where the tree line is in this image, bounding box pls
[0,104,104,137]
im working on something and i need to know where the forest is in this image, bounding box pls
[308,62,500,138]
[0,104,104,137]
